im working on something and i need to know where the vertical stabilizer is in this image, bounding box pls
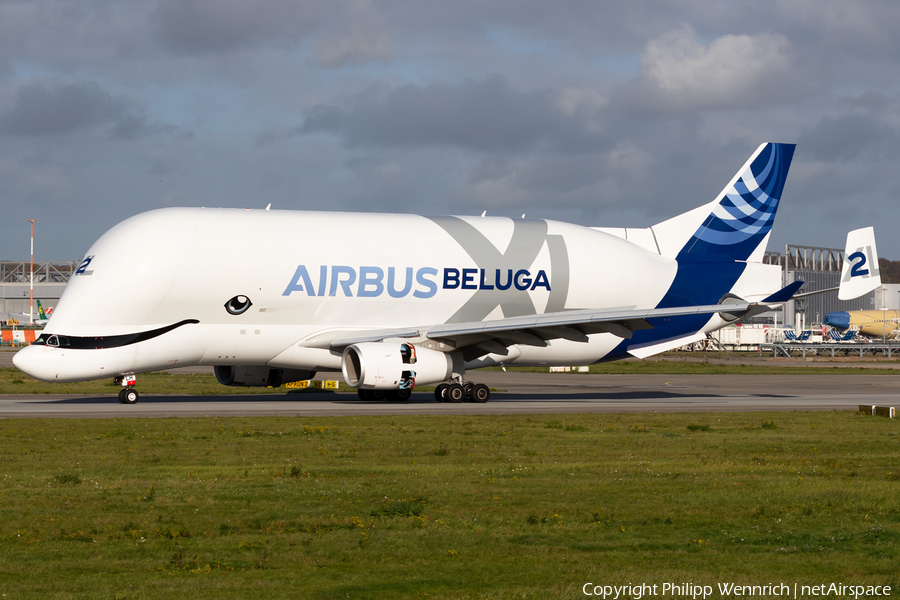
[652,143,795,262]
[37,299,48,321]
[839,227,880,300]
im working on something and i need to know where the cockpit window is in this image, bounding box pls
[43,335,70,348]
[29,319,199,350]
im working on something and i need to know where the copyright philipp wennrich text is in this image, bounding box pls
[581,583,892,599]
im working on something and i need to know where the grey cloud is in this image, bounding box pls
[151,0,393,67]
[312,0,393,67]
[839,91,891,114]
[148,153,186,177]
[612,26,795,114]
[797,114,900,162]
[151,0,319,54]
[312,25,392,68]
[300,74,603,152]
[109,114,177,141]
[0,81,165,140]
[0,81,129,137]
[3,0,900,262]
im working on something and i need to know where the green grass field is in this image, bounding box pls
[1,411,897,598]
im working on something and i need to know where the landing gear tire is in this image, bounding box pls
[395,388,412,402]
[434,384,448,402]
[120,387,139,404]
[447,383,465,403]
[357,389,368,400]
[471,383,490,403]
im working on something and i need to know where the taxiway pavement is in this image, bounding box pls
[1,371,897,418]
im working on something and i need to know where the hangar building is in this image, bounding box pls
[1,261,77,321]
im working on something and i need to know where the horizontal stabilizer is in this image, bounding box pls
[628,333,707,359]
[762,281,804,303]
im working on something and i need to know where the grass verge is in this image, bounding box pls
[0,411,897,598]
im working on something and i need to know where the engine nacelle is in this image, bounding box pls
[341,342,452,390]
[214,366,316,387]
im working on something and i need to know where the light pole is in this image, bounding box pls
[26,219,37,326]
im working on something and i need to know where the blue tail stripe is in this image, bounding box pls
[707,213,775,232]
[677,143,795,262]
[717,200,775,224]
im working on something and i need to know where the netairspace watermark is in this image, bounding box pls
[582,583,892,599]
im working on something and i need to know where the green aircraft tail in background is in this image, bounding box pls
[37,299,48,321]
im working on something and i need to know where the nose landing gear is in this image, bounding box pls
[118,387,139,404]
[114,374,139,404]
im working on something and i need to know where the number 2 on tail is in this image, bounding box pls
[848,251,869,277]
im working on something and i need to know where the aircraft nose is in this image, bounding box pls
[12,345,55,382]
[824,311,850,330]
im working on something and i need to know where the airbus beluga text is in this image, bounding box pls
[12,143,880,404]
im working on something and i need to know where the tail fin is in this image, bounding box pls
[652,143,795,262]
[839,227,880,300]
[36,299,47,320]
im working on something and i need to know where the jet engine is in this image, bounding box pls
[214,366,316,387]
[341,342,452,390]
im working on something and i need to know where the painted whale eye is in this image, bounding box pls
[225,295,252,315]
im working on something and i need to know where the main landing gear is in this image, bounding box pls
[114,374,139,404]
[433,380,490,403]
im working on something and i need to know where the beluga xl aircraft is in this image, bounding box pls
[13,143,880,404]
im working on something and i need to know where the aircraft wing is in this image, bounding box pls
[422,302,767,360]
[301,327,423,349]
[297,279,803,356]
[300,300,770,356]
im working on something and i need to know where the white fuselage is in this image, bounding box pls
[14,207,688,383]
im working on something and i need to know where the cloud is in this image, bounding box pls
[312,0,393,67]
[0,81,162,140]
[313,29,392,68]
[152,0,392,66]
[632,26,792,111]
[299,74,606,152]
[151,0,318,54]
[1,0,900,262]
[0,81,129,137]
[797,113,900,161]
[300,75,558,150]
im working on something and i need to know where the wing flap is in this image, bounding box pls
[298,301,764,353]
[426,303,754,346]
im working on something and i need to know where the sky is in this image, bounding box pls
[1,0,899,262]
